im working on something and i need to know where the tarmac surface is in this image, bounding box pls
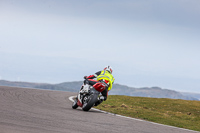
[0,86,199,133]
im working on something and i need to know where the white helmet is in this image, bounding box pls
[104,66,113,74]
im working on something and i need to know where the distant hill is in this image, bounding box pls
[181,92,200,100]
[0,80,82,92]
[0,80,47,88]
[110,84,198,100]
[0,80,198,101]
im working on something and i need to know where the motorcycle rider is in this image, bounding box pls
[82,66,115,106]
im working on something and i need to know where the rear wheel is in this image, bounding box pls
[82,94,98,111]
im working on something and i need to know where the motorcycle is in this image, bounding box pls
[72,79,107,111]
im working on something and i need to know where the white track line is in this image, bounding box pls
[69,96,200,133]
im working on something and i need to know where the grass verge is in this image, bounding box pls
[95,95,200,131]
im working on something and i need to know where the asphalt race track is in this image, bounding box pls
[0,86,199,133]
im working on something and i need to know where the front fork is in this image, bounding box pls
[77,93,83,107]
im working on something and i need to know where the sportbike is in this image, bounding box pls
[72,79,107,111]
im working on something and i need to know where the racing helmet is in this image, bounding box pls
[104,66,113,74]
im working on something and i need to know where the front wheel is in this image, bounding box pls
[82,94,98,111]
[72,98,78,109]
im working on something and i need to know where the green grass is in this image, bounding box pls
[95,95,200,131]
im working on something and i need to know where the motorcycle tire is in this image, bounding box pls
[72,98,78,109]
[82,93,98,111]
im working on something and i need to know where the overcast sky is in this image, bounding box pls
[0,0,200,93]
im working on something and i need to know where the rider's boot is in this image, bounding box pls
[94,96,105,106]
